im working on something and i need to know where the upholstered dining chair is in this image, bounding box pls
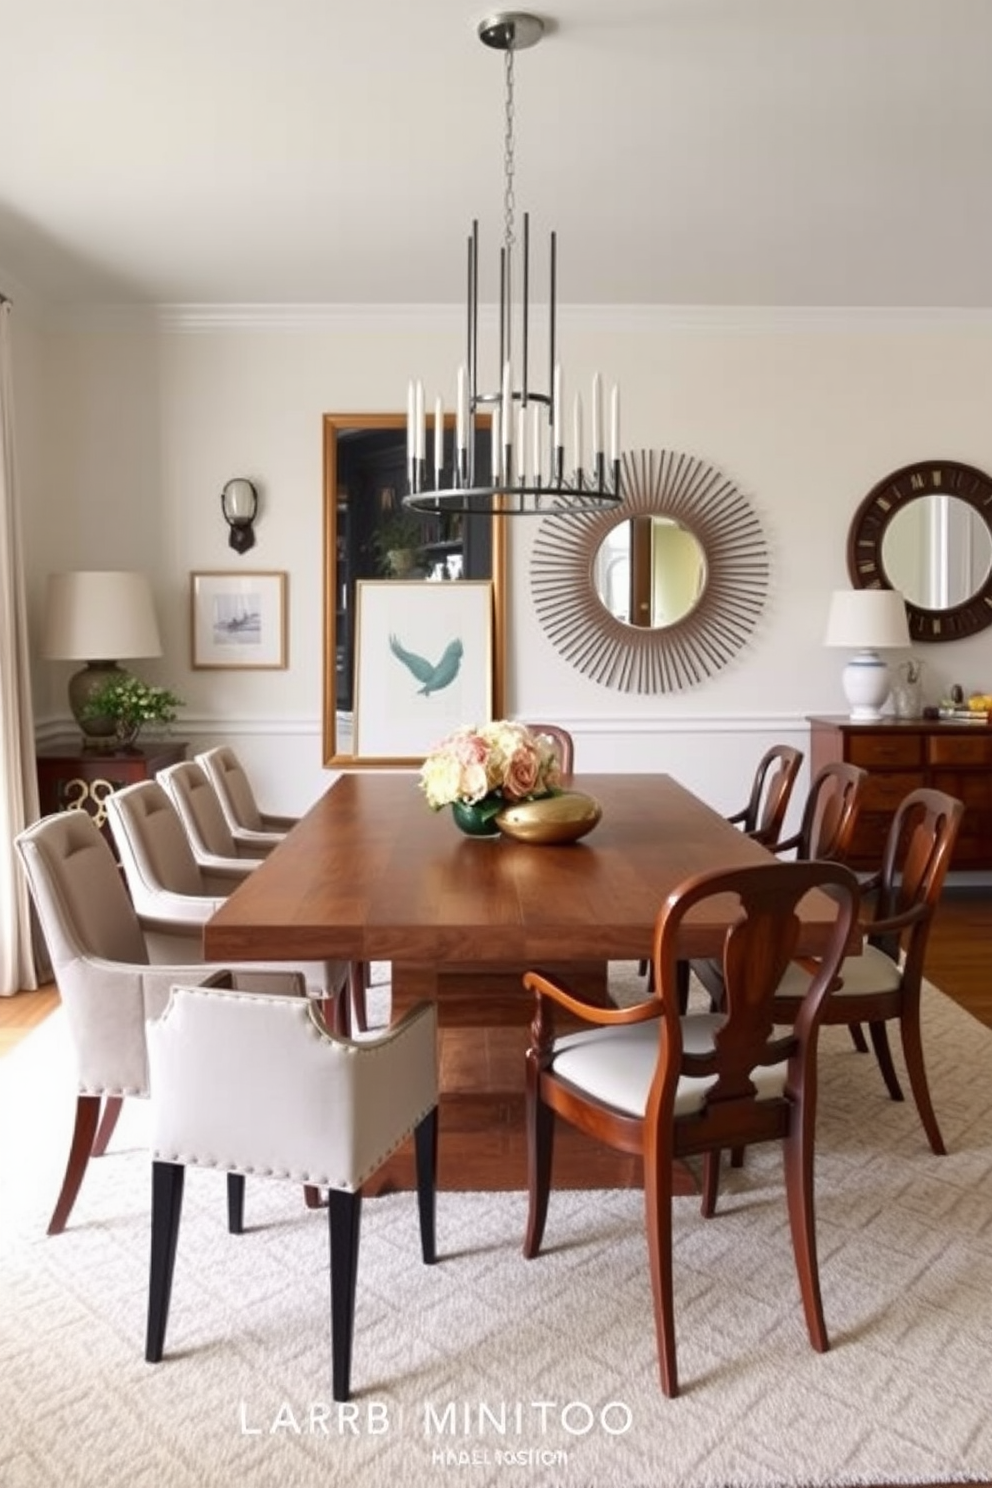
[522,857,859,1398]
[771,786,964,1154]
[104,779,364,1033]
[158,759,264,872]
[14,809,306,1235]
[522,723,575,781]
[194,744,297,853]
[182,753,369,1034]
[145,981,438,1402]
[727,744,804,846]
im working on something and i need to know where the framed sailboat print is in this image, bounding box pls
[190,571,287,669]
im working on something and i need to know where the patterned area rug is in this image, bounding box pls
[1,966,991,1488]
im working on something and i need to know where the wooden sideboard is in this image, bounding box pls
[809,715,992,870]
[36,736,188,845]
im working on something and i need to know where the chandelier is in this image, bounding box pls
[403,11,622,518]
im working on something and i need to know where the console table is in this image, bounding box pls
[809,715,992,870]
[36,736,188,845]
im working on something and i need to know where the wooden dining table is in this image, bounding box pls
[204,772,851,1192]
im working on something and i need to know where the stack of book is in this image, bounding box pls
[938,707,991,723]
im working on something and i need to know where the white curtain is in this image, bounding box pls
[0,298,40,994]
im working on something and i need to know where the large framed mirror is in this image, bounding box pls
[322,413,506,765]
[530,448,768,692]
[847,459,992,642]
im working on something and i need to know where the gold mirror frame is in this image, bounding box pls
[530,448,769,693]
[322,413,507,766]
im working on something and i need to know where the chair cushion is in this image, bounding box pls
[549,1014,786,1118]
[775,943,903,1002]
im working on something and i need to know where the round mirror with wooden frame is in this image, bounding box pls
[847,459,992,643]
[530,448,769,693]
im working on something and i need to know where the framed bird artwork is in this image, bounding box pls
[352,580,495,763]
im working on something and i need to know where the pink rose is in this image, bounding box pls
[502,740,542,801]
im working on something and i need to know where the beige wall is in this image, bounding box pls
[18,303,992,816]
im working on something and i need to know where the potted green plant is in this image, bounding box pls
[81,673,184,750]
[370,508,429,577]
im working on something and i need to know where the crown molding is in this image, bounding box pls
[49,301,992,336]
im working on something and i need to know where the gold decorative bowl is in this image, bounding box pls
[495,791,602,845]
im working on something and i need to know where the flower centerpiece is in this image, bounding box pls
[81,673,184,749]
[419,720,563,836]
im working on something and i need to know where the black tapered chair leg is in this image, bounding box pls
[328,1189,362,1403]
[415,1107,438,1264]
[227,1173,245,1234]
[146,1161,185,1363]
[850,1022,869,1054]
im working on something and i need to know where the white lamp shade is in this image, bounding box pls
[42,571,163,661]
[824,588,911,649]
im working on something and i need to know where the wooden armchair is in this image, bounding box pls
[727,744,804,846]
[772,786,964,1153]
[522,858,859,1397]
[522,723,574,781]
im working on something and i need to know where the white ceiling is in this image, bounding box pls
[2,0,991,309]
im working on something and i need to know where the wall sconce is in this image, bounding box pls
[220,478,259,554]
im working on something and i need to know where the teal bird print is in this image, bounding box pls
[388,634,464,695]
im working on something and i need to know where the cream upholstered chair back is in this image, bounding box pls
[146,984,439,1401]
[106,777,351,1017]
[159,760,260,870]
[107,778,210,903]
[13,810,304,1234]
[195,745,296,847]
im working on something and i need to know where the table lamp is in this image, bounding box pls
[824,588,911,721]
[42,570,163,747]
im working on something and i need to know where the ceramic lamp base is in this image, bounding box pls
[67,660,126,745]
[841,649,892,721]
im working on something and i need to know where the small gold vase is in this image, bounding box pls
[495,791,602,845]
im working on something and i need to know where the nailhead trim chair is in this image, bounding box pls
[145,983,438,1402]
[14,810,305,1234]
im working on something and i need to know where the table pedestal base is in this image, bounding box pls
[366,961,697,1197]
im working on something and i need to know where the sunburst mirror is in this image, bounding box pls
[530,448,769,692]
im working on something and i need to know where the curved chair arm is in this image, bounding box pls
[149,989,438,1190]
[135,892,226,927]
[230,828,284,855]
[725,808,749,828]
[257,812,298,833]
[58,957,306,1096]
[524,970,664,1028]
[195,858,260,885]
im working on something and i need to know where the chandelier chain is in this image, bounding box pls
[503,42,516,253]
